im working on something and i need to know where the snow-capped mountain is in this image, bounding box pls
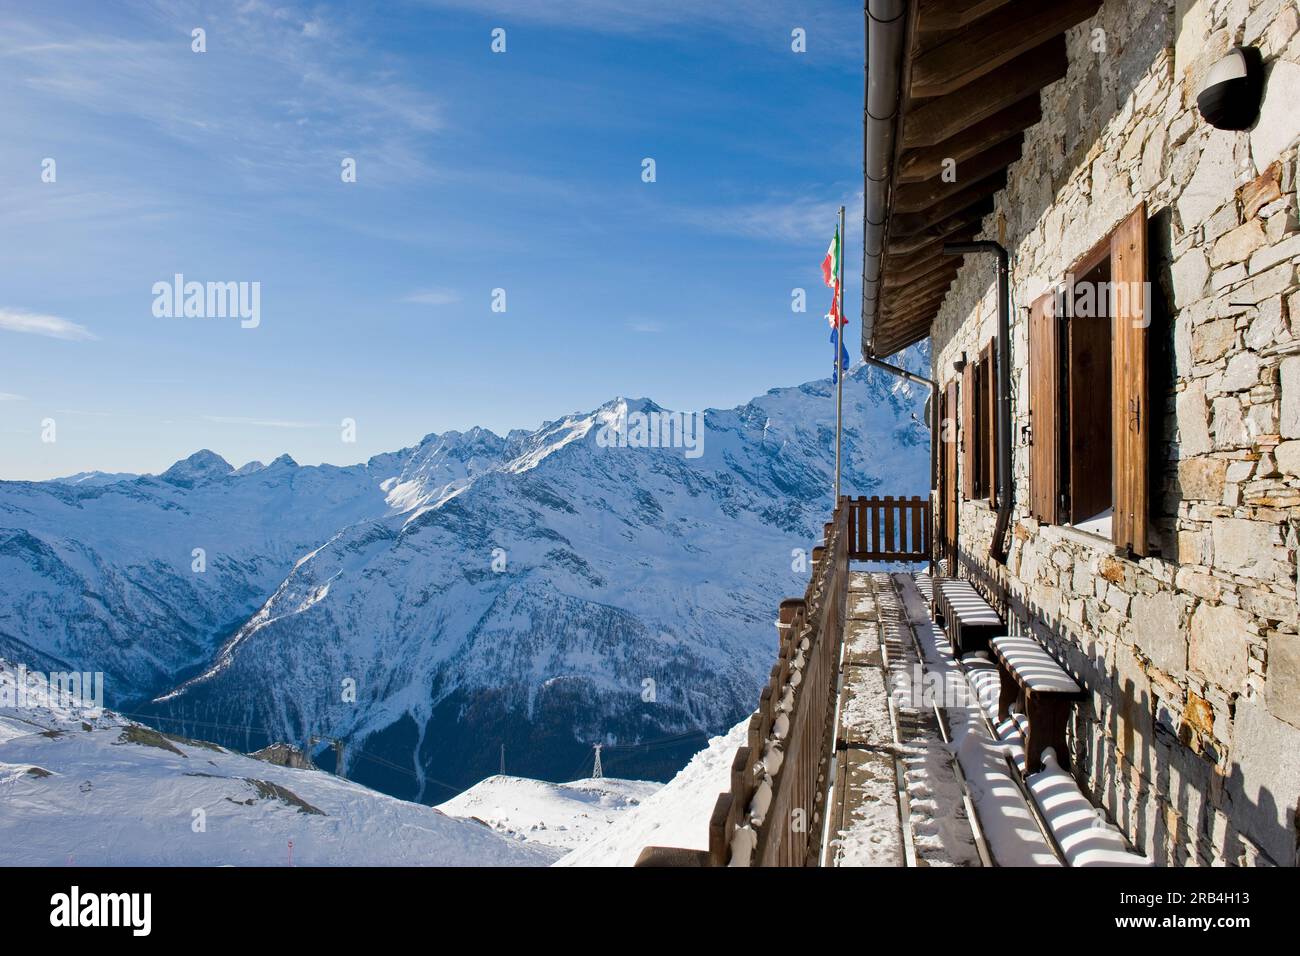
[51,471,140,487]
[0,355,929,801]
[0,451,396,695]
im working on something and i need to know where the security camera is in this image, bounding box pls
[1196,46,1263,131]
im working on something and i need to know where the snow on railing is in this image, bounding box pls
[631,502,852,867]
[710,504,847,866]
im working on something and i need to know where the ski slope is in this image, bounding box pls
[437,774,661,853]
[555,717,749,866]
[0,661,551,867]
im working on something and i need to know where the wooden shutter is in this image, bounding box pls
[942,380,960,565]
[983,342,997,508]
[1028,292,1059,523]
[961,359,975,499]
[1111,202,1148,556]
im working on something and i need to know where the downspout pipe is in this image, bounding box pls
[861,0,907,353]
[942,241,1013,564]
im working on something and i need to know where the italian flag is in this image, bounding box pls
[822,227,845,328]
[821,228,839,287]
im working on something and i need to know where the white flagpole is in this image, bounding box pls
[834,205,845,508]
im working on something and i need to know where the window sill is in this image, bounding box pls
[1040,522,1125,556]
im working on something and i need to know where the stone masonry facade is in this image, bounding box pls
[929,0,1300,865]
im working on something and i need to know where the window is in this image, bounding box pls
[978,344,995,506]
[1028,203,1149,556]
[961,345,996,504]
[940,380,959,567]
[1063,254,1113,535]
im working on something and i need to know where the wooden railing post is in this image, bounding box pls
[842,494,933,563]
[778,597,803,652]
[659,494,934,867]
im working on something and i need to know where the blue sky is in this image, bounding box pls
[0,0,864,480]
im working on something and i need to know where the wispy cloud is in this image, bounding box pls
[203,415,325,429]
[0,308,96,341]
[0,3,445,184]
[414,0,861,55]
[0,392,27,402]
[403,287,461,306]
[670,191,864,244]
[629,321,664,334]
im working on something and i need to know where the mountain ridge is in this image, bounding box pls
[0,354,929,799]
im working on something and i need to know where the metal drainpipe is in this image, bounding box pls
[943,241,1014,564]
[860,0,907,353]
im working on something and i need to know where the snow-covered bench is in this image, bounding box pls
[1027,750,1152,866]
[934,578,1003,655]
[990,636,1086,773]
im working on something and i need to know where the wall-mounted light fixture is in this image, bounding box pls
[1197,46,1264,130]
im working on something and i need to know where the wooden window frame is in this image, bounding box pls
[1027,203,1149,557]
[940,379,960,567]
[960,345,995,505]
[977,344,995,505]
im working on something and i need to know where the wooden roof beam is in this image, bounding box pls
[878,299,944,340]
[909,0,1102,99]
[893,138,1025,213]
[888,196,995,253]
[886,280,953,313]
[888,276,956,311]
[916,0,1013,32]
[897,97,1040,184]
[886,263,961,297]
[885,230,980,277]
[890,172,1006,236]
[880,304,947,341]
[882,311,941,346]
[878,306,941,340]
[885,250,965,288]
[902,35,1067,148]
[873,329,935,358]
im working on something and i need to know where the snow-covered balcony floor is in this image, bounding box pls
[825,570,983,866]
[824,570,1150,868]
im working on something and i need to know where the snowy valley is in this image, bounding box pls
[0,656,747,866]
[0,358,928,845]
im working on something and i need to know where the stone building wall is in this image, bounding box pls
[928,0,1300,865]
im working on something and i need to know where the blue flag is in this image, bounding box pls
[830,327,850,383]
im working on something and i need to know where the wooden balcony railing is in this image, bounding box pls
[634,493,932,867]
[636,499,851,867]
[847,494,930,563]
